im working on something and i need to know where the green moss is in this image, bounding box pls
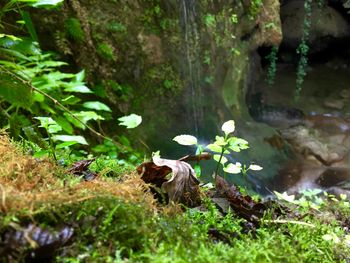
[97,42,116,62]
[142,63,183,97]
[65,18,85,42]
[106,21,127,33]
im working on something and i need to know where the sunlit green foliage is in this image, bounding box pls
[0,0,141,162]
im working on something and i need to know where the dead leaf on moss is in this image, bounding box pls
[137,157,201,207]
[215,175,266,223]
[67,158,97,181]
[1,223,73,260]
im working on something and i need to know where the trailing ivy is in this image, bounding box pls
[266,46,278,87]
[295,0,312,100]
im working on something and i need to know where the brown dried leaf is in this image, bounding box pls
[215,175,266,223]
[137,157,201,207]
[67,158,96,174]
[137,161,171,188]
[66,158,98,181]
[2,223,73,260]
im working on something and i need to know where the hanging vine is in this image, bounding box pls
[266,45,279,86]
[295,0,312,100]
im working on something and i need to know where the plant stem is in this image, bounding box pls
[47,132,57,161]
[214,147,225,178]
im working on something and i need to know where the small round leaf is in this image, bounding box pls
[248,164,263,171]
[213,154,228,164]
[173,135,198,146]
[118,114,142,129]
[223,162,242,174]
[221,120,235,135]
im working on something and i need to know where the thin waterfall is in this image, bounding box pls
[178,0,202,136]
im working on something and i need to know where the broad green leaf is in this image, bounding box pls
[213,154,228,164]
[274,191,295,203]
[64,111,104,129]
[18,0,64,8]
[32,91,45,102]
[56,141,78,149]
[61,95,81,105]
[64,84,92,93]
[173,135,198,146]
[223,162,241,174]
[45,71,75,81]
[0,34,22,41]
[40,102,56,114]
[248,164,263,171]
[21,11,38,42]
[214,136,227,146]
[33,150,49,158]
[206,143,229,153]
[228,145,241,152]
[0,71,32,108]
[75,70,85,82]
[118,114,142,129]
[52,135,88,145]
[221,120,235,135]
[0,48,30,60]
[228,137,249,152]
[76,111,104,123]
[54,116,74,134]
[38,60,68,68]
[0,38,40,55]
[194,164,201,177]
[34,116,62,133]
[83,101,111,112]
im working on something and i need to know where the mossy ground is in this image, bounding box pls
[0,134,349,262]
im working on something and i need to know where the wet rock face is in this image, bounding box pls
[281,0,350,53]
[277,114,350,193]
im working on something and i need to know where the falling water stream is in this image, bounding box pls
[178,0,202,136]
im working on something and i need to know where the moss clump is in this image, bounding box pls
[64,18,85,43]
[106,21,127,33]
[97,42,116,62]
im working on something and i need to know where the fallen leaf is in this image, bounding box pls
[215,175,266,223]
[67,158,97,181]
[2,223,73,260]
[137,157,201,207]
[67,158,96,174]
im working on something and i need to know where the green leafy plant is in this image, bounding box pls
[0,0,142,163]
[204,14,216,27]
[118,114,142,129]
[295,0,312,100]
[173,120,262,179]
[266,46,278,86]
[274,189,324,210]
[248,0,263,19]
